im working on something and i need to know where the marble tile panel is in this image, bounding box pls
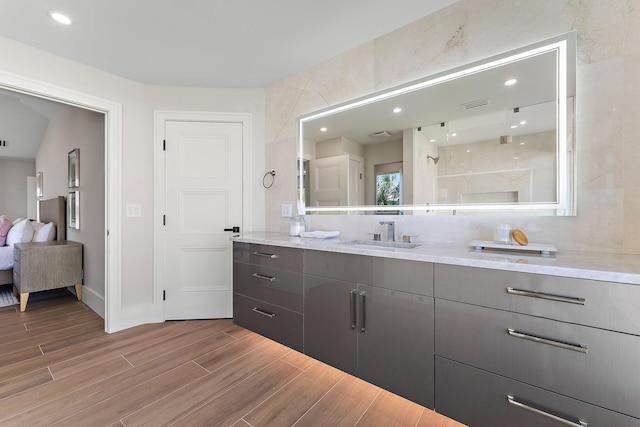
[574,58,624,190]
[625,0,640,55]
[465,0,575,61]
[373,1,469,90]
[622,53,640,187]
[623,186,640,254]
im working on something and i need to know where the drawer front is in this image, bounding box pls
[304,250,373,284]
[435,357,639,427]
[233,242,302,273]
[233,293,303,352]
[434,263,640,334]
[234,262,303,312]
[374,258,433,296]
[435,299,640,417]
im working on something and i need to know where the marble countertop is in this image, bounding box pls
[233,232,640,285]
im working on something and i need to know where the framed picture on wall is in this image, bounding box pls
[68,191,80,229]
[68,148,80,188]
[36,172,43,198]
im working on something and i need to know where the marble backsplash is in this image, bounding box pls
[264,0,640,255]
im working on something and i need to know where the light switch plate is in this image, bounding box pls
[281,203,293,217]
[126,204,142,217]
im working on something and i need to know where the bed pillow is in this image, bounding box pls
[33,222,56,242]
[0,216,12,246]
[6,219,34,246]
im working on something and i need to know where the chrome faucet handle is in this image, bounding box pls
[378,221,395,241]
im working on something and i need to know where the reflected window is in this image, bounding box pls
[375,162,403,206]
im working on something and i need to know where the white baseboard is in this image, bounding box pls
[81,286,105,319]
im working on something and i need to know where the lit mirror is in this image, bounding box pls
[298,32,576,216]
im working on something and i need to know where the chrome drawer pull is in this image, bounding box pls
[507,395,588,426]
[506,287,585,305]
[251,273,277,282]
[251,251,278,259]
[359,291,366,333]
[252,307,276,318]
[349,289,357,329]
[507,328,588,353]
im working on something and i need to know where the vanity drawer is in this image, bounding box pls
[233,294,302,352]
[233,262,303,313]
[434,264,640,335]
[435,299,640,417]
[233,242,302,273]
[374,258,434,296]
[435,357,639,427]
[304,250,373,284]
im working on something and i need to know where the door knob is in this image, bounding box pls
[224,226,240,233]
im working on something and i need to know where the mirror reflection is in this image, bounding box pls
[298,33,575,216]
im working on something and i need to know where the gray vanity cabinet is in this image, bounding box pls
[232,242,303,351]
[357,283,434,407]
[434,263,640,425]
[303,250,435,408]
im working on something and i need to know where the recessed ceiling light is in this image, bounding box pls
[319,127,327,132]
[510,125,518,129]
[429,139,436,142]
[451,133,457,137]
[393,107,402,113]
[520,120,527,125]
[504,78,518,86]
[49,11,72,25]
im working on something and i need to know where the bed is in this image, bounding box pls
[0,196,67,285]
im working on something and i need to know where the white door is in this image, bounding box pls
[309,155,349,207]
[164,120,242,319]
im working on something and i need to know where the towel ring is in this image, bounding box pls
[263,170,276,188]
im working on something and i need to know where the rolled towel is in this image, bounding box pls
[299,230,340,239]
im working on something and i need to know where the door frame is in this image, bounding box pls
[0,69,122,333]
[153,111,252,321]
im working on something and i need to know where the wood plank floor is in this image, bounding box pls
[0,290,463,427]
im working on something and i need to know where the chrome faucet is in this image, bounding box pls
[379,221,395,242]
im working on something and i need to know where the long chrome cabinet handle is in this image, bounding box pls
[252,307,276,318]
[507,395,588,426]
[359,291,366,333]
[251,251,278,259]
[349,289,357,329]
[251,272,277,282]
[506,287,586,305]
[507,328,588,354]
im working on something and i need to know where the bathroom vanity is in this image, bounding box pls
[233,233,640,426]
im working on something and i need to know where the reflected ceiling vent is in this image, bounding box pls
[370,131,392,138]
[461,98,491,110]
[0,140,8,148]
[500,135,513,144]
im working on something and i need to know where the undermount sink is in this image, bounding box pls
[340,240,422,249]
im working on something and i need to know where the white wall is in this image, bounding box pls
[36,105,106,314]
[0,35,265,330]
[0,158,35,220]
[265,0,640,255]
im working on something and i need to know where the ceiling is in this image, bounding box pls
[0,0,460,88]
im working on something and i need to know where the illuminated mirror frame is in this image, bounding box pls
[298,32,575,215]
